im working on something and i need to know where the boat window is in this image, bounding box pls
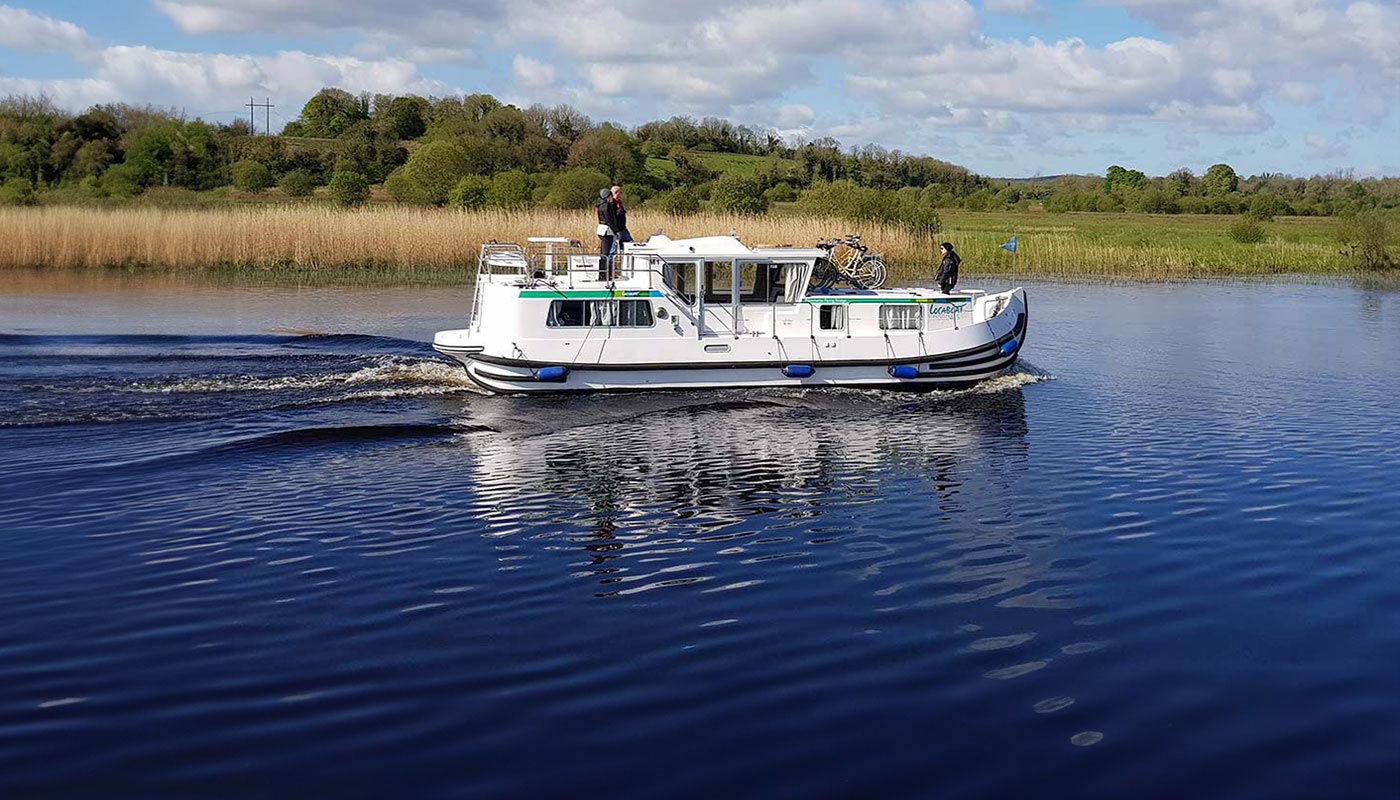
[769,263,806,303]
[618,299,654,327]
[663,261,695,305]
[547,300,587,327]
[879,304,922,330]
[547,299,654,328]
[588,300,616,326]
[818,304,845,330]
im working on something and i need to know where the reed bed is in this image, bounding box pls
[0,205,1354,282]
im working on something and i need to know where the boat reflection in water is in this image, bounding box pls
[432,374,1076,609]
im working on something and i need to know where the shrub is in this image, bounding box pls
[231,160,274,192]
[796,180,939,234]
[654,186,701,215]
[1248,193,1289,221]
[710,173,768,215]
[1228,218,1266,244]
[278,169,319,198]
[100,164,143,198]
[763,181,797,204]
[487,170,532,209]
[0,177,38,206]
[448,175,491,209]
[1337,211,1396,270]
[544,167,609,209]
[385,140,469,205]
[328,170,370,207]
[79,175,105,197]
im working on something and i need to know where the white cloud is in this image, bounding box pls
[2,0,1395,174]
[0,4,93,54]
[775,104,815,128]
[4,43,446,115]
[1305,133,1348,159]
[512,55,555,88]
[982,0,1040,15]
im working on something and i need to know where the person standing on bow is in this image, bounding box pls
[936,241,961,294]
[595,188,616,280]
[607,185,631,267]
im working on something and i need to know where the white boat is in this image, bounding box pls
[433,234,1027,394]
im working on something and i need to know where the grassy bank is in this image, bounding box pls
[0,205,1361,282]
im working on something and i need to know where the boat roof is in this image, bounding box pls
[629,234,827,260]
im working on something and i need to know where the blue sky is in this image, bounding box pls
[2,0,1396,178]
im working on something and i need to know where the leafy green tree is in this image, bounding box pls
[231,159,274,192]
[278,169,318,197]
[763,181,797,204]
[328,170,370,207]
[374,95,428,140]
[1204,163,1239,196]
[99,163,143,198]
[1337,211,1395,270]
[385,140,469,205]
[291,89,369,138]
[1104,165,1147,194]
[1167,168,1197,196]
[448,175,491,209]
[1248,193,1288,221]
[654,186,701,215]
[641,139,670,159]
[0,177,38,205]
[483,106,528,143]
[709,172,768,214]
[544,167,609,208]
[566,126,642,182]
[667,147,716,187]
[487,170,531,209]
[335,122,407,183]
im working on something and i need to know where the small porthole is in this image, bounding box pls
[704,344,730,353]
[656,307,669,320]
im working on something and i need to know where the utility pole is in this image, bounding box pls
[245,97,275,135]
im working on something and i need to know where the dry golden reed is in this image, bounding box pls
[0,205,1351,280]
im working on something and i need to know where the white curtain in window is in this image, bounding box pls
[588,300,617,326]
[880,304,921,330]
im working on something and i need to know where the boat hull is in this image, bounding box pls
[437,304,1028,395]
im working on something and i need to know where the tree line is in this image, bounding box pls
[2,89,1396,231]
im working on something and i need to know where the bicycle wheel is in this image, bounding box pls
[864,256,888,289]
[845,255,877,289]
[812,258,839,290]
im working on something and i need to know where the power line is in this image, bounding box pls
[245,97,274,135]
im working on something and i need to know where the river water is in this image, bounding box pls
[1,274,1397,799]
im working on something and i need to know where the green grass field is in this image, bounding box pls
[931,209,1355,277]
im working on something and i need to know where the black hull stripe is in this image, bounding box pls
[447,311,1025,373]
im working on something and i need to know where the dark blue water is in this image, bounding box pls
[1,277,1398,799]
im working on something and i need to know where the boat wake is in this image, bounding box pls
[122,356,481,396]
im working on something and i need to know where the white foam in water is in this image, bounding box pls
[132,357,485,397]
[968,365,1054,395]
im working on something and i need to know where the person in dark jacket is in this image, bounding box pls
[936,241,960,294]
[595,188,615,279]
[607,185,630,254]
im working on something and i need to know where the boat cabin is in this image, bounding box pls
[469,234,985,343]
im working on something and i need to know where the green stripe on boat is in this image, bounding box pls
[803,296,969,304]
[519,290,664,298]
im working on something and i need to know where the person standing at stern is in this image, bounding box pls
[595,188,615,280]
[608,185,631,264]
[936,241,961,294]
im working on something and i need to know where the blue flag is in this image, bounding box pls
[999,235,1018,254]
